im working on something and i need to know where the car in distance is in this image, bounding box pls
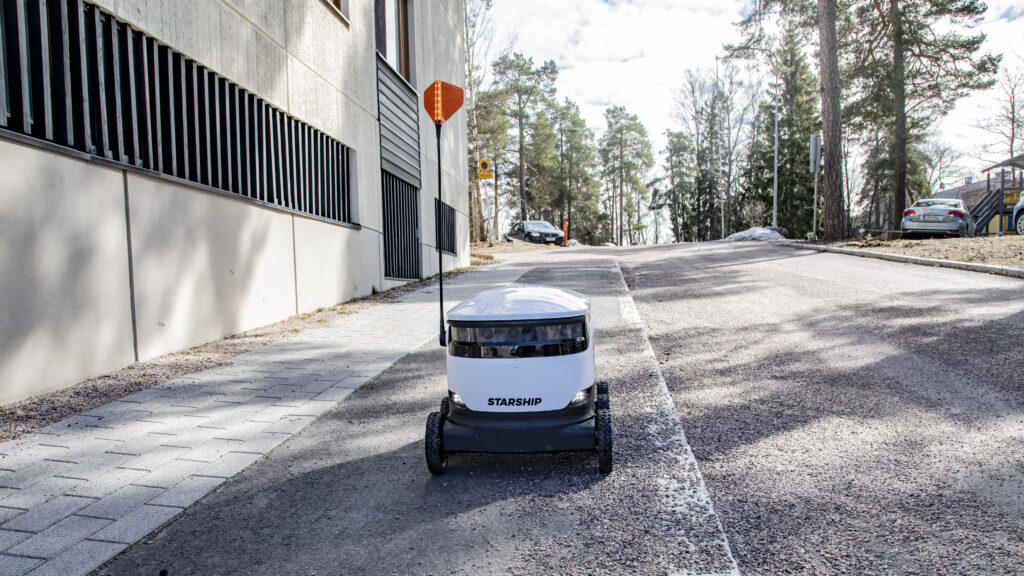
[508,221,565,246]
[1014,194,1023,235]
[901,198,975,238]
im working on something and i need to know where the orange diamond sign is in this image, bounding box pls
[423,80,464,125]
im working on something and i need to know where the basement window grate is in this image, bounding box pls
[0,0,355,226]
[435,198,456,256]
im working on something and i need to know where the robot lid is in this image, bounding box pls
[448,285,590,323]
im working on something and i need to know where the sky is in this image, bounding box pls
[487,0,1024,181]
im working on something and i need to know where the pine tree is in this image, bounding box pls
[491,53,558,222]
[552,100,601,242]
[842,0,999,236]
[599,106,654,245]
[661,130,697,242]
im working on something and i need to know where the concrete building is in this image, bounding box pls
[0,0,469,403]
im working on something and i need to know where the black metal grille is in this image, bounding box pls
[435,198,456,255]
[0,0,354,225]
[382,170,420,280]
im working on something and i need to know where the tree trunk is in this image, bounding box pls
[517,95,527,222]
[890,0,907,239]
[817,0,845,241]
[493,169,500,240]
[618,137,624,245]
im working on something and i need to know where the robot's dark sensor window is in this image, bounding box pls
[449,318,588,358]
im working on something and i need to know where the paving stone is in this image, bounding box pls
[175,439,241,463]
[88,505,181,545]
[145,415,205,437]
[114,446,188,472]
[147,476,226,509]
[195,452,263,479]
[296,379,336,394]
[64,467,147,500]
[31,417,102,439]
[0,511,23,526]
[208,420,269,442]
[0,553,43,576]
[290,401,336,418]
[0,449,70,477]
[154,426,222,450]
[261,415,316,435]
[104,433,167,457]
[6,515,110,559]
[242,405,295,424]
[270,392,318,408]
[90,420,160,443]
[57,439,126,467]
[231,433,290,455]
[1,496,94,533]
[335,374,373,389]
[77,485,163,521]
[313,387,354,403]
[166,394,221,411]
[128,460,204,490]
[52,453,132,483]
[0,461,79,491]
[0,477,84,510]
[25,540,127,576]
[0,531,31,554]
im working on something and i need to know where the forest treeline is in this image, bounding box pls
[462,0,1021,244]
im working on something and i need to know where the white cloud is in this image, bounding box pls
[489,0,748,149]
[488,0,1024,176]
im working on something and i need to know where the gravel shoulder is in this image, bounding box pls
[621,242,1024,575]
[834,235,1024,269]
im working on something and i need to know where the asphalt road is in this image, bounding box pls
[620,242,1024,575]
[94,242,1024,575]
[96,256,736,576]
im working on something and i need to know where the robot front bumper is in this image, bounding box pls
[442,401,596,453]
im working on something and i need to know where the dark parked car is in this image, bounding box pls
[901,198,975,238]
[508,221,564,245]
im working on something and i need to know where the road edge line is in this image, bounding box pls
[612,262,741,576]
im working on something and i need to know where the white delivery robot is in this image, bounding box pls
[425,285,612,474]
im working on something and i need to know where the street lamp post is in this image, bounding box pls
[773,90,779,228]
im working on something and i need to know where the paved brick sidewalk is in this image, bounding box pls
[0,265,529,576]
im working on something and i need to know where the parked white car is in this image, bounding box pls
[901,199,975,238]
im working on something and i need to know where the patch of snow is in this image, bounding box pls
[724,227,785,242]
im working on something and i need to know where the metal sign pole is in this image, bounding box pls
[422,80,464,347]
[435,123,446,346]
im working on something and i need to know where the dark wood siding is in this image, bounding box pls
[376,55,420,188]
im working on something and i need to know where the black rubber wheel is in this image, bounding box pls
[596,393,610,411]
[440,396,450,417]
[596,408,613,474]
[596,381,609,397]
[425,411,448,474]
[1016,213,1024,236]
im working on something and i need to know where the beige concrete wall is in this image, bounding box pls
[293,215,382,312]
[415,0,471,273]
[127,174,298,361]
[0,140,136,404]
[1,0,467,401]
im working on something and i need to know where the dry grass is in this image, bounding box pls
[837,235,1024,269]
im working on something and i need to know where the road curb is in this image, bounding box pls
[779,241,1024,279]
